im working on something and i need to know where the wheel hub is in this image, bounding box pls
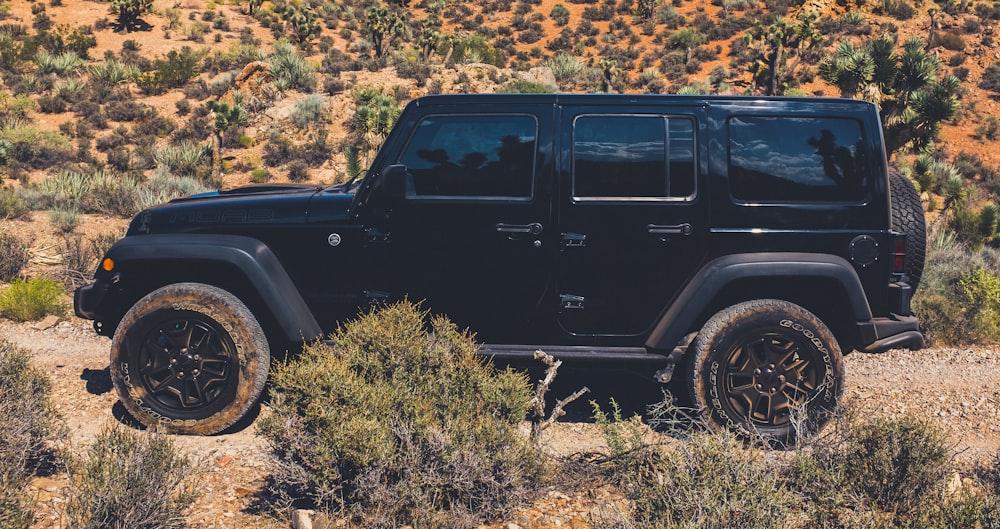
[168,348,203,379]
[137,317,235,412]
[753,363,791,395]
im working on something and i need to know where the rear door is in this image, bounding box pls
[556,107,709,340]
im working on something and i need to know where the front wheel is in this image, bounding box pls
[688,299,844,445]
[110,283,270,435]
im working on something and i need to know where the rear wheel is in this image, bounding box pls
[110,283,270,435]
[688,299,844,445]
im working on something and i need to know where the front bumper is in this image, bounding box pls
[74,275,119,337]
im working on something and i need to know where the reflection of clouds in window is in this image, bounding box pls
[576,140,663,162]
[731,150,832,186]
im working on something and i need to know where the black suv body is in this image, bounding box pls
[75,94,925,440]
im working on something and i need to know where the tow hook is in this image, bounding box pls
[655,363,675,383]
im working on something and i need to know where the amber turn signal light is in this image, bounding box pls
[101,258,114,272]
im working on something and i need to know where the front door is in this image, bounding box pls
[385,107,555,342]
[556,109,709,340]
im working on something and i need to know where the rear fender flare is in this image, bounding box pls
[645,253,873,353]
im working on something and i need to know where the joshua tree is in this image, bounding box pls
[819,36,960,153]
[745,12,823,96]
[367,5,406,58]
[108,0,152,32]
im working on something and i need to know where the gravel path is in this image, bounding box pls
[4,318,998,528]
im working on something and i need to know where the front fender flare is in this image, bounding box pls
[645,253,873,352]
[105,234,323,343]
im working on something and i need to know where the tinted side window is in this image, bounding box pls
[728,116,869,203]
[398,115,537,199]
[573,115,696,200]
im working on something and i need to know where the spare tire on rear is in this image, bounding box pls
[889,170,926,291]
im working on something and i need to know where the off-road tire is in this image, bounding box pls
[890,170,926,291]
[688,299,844,446]
[110,283,270,435]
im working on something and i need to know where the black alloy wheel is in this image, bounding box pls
[111,283,270,435]
[688,299,845,445]
[136,314,238,416]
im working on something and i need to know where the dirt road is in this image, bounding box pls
[4,318,999,528]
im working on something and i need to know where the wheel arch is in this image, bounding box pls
[101,234,322,344]
[646,253,874,354]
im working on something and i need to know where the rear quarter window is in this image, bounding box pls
[728,116,870,203]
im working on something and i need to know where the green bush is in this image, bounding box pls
[499,79,553,93]
[0,277,67,321]
[0,340,60,529]
[0,232,28,282]
[64,425,196,529]
[258,302,543,528]
[913,235,1000,344]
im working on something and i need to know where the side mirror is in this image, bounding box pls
[379,164,407,208]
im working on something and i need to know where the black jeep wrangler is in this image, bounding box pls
[75,94,925,442]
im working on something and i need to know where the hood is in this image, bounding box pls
[128,184,355,235]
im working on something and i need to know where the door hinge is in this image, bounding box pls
[561,232,587,248]
[560,294,585,310]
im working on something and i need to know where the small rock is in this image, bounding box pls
[33,315,60,331]
[292,509,315,529]
[507,523,523,529]
[215,455,234,467]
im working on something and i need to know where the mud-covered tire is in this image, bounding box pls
[110,283,270,435]
[890,170,927,291]
[688,299,844,445]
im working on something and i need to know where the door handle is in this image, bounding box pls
[647,223,692,236]
[496,222,543,235]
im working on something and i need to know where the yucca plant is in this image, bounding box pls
[154,142,212,179]
[89,59,139,87]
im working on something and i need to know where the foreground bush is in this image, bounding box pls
[259,302,543,528]
[791,414,996,528]
[64,424,196,529]
[598,403,800,529]
[0,340,60,529]
[598,403,998,529]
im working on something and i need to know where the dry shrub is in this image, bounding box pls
[791,414,995,528]
[598,403,800,529]
[0,340,60,529]
[258,302,544,528]
[0,232,28,282]
[63,425,197,529]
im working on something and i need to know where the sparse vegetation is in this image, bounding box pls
[597,399,999,529]
[0,340,60,529]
